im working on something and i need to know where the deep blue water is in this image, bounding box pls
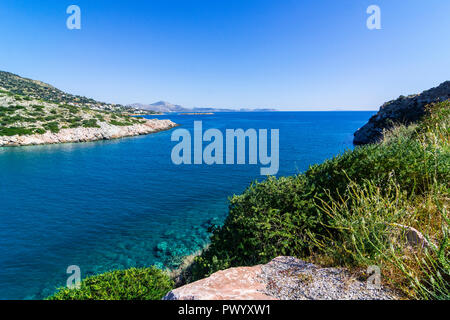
[0,111,374,299]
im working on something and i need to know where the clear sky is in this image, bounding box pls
[0,0,449,110]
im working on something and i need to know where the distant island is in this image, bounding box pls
[179,112,214,115]
[129,101,276,113]
[0,71,177,147]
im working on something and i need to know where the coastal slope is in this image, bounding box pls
[0,71,176,147]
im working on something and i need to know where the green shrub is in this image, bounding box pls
[82,119,100,128]
[60,104,79,114]
[189,175,320,280]
[44,115,58,121]
[0,126,34,136]
[43,121,60,133]
[33,128,46,135]
[31,104,45,111]
[69,123,81,128]
[0,105,25,114]
[48,267,174,300]
[95,114,105,122]
[109,119,133,126]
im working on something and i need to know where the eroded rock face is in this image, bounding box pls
[0,119,177,147]
[354,81,450,145]
[164,256,399,300]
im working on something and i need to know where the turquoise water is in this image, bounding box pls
[0,111,374,299]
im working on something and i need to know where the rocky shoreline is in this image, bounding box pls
[0,118,177,147]
[354,81,450,145]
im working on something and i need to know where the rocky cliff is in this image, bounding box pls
[354,81,450,145]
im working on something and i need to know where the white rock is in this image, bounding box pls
[0,119,177,147]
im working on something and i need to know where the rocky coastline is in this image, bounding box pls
[354,81,450,145]
[0,118,177,147]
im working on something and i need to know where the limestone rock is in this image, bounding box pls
[0,119,177,147]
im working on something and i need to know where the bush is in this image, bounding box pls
[43,121,60,133]
[82,119,100,128]
[189,175,320,280]
[33,128,46,135]
[48,267,174,300]
[109,119,133,126]
[0,126,34,136]
[31,104,45,111]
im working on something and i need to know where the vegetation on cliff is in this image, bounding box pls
[0,71,159,138]
[0,71,159,114]
[354,81,449,145]
[188,101,449,299]
[48,267,173,300]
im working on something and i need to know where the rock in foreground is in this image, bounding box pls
[353,81,450,145]
[164,256,398,300]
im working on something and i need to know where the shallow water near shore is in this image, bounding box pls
[0,111,374,299]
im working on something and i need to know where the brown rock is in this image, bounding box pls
[163,265,276,300]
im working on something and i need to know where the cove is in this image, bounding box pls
[0,111,374,299]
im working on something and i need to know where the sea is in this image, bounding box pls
[0,111,375,299]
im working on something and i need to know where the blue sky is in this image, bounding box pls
[0,0,449,110]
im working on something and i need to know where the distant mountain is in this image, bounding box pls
[128,101,276,113]
[129,101,186,113]
[189,107,276,113]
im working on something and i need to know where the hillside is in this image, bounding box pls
[0,71,160,114]
[0,72,176,146]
